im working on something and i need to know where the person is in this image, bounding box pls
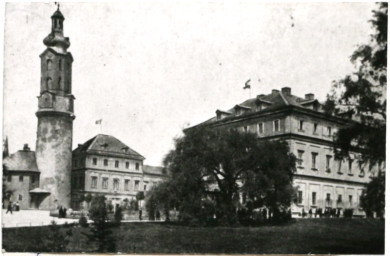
[59,206,63,218]
[308,209,312,218]
[6,201,13,214]
[15,201,20,211]
[139,209,142,220]
[63,207,67,218]
[156,210,161,221]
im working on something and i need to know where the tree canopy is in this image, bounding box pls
[324,3,387,218]
[324,3,387,166]
[150,127,296,225]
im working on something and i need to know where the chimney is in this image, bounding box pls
[272,89,279,95]
[305,93,314,100]
[281,87,291,96]
[23,144,30,151]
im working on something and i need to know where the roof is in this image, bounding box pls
[3,150,39,172]
[143,165,166,176]
[191,88,323,127]
[74,134,145,160]
[29,188,50,194]
[51,9,65,19]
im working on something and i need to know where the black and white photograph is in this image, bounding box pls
[1,1,386,254]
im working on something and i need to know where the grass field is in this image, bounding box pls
[3,218,384,254]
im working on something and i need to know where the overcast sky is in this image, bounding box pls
[3,2,376,166]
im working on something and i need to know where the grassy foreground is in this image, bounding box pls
[3,218,384,254]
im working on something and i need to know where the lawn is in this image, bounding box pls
[2,218,384,254]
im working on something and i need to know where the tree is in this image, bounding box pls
[325,3,387,217]
[360,174,385,218]
[145,181,176,221]
[325,3,386,165]
[161,127,296,224]
[84,195,116,252]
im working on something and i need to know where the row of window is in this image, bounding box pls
[73,158,140,170]
[242,120,334,136]
[90,176,152,191]
[7,175,36,183]
[297,191,355,207]
[296,150,365,176]
[298,120,332,136]
[243,119,281,133]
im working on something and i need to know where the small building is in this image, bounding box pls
[3,144,41,209]
[71,134,167,210]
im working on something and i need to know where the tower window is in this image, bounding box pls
[47,59,52,70]
[135,163,140,170]
[313,123,318,134]
[58,77,61,88]
[7,175,11,182]
[134,180,140,191]
[92,158,97,165]
[104,159,108,166]
[125,162,129,169]
[19,194,22,201]
[59,59,62,71]
[31,175,35,183]
[19,175,24,182]
[46,77,52,90]
[115,160,119,168]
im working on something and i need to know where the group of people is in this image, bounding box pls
[5,201,20,214]
[58,206,67,218]
[302,207,345,218]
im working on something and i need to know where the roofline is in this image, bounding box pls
[188,105,356,131]
[72,150,145,160]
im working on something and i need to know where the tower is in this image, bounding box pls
[35,7,75,210]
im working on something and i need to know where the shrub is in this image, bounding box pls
[79,214,88,228]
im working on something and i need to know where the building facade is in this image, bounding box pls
[71,134,166,210]
[3,144,41,209]
[192,87,382,216]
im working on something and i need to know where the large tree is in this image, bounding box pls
[325,3,386,165]
[324,3,387,217]
[158,127,296,224]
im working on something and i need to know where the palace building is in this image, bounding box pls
[191,87,382,216]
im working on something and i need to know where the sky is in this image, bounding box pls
[3,1,377,166]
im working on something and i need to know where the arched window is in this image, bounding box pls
[46,77,52,90]
[59,59,62,71]
[47,59,52,70]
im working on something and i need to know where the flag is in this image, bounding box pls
[243,79,251,90]
[95,119,102,125]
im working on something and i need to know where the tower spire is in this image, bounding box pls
[43,4,69,54]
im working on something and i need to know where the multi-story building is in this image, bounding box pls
[71,134,166,210]
[192,87,382,216]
